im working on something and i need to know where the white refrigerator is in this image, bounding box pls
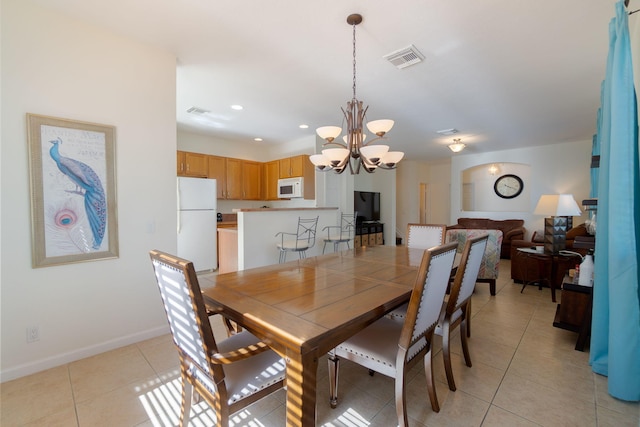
[177,177,217,272]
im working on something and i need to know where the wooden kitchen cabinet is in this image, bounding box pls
[225,158,243,200]
[207,155,227,199]
[279,155,305,178]
[278,155,315,200]
[208,156,260,200]
[177,151,208,177]
[242,160,262,200]
[263,160,279,200]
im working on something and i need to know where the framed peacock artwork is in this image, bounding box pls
[27,114,119,267]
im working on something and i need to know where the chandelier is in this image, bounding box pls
[310,14,404,174]
[448,138,466,153]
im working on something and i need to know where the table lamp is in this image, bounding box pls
[533,194,582,253]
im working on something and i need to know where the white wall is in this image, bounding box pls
[451,140,592,238]
[396,159,451,240]
[1,0,177,381]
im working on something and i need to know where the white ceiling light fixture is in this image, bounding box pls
[310,13,404,174]
[448,138,466,153]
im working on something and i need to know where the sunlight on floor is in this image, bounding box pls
[135,370,372,427]
[325,407,371,427]
[136,373,275,427]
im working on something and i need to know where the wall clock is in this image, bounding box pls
[494,174,523,199]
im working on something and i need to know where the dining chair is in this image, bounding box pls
[275,216,319,263]
[406,223,446,249]
[322,212,357,253]
[149,250,286,427]
[328,242,458,425]
[435,234,488,391]
[387,223,448,319]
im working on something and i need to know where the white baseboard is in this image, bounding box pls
[0,325,169,383]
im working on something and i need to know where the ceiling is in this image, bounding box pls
[32,0,620,161]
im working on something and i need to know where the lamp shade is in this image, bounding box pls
[533,194,582,216]
[316,126,342,141]
[321,148,349,166]
[380,151,405,166]
[360,145,389,163]
[448,143,465,153]
[366,119,394,136]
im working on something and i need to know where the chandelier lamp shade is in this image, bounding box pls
[310,14,404,174]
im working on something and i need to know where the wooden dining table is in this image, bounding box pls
[201,245,430,427]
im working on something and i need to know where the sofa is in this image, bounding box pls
[446,229,503,296]
[447,218,525,259]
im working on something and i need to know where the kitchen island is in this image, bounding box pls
[232,207,339,270]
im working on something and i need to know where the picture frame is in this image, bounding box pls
[27,114,119,267]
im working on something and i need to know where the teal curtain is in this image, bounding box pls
[589,0,640,402]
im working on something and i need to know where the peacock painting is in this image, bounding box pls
[48,137,107,250]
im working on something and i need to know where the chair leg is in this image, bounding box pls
[441,320,457,391]
[466,300,472,338]
[489,279,496,296]
[323,241,327,254]
[279,250,286,264]
[179,374,193,427]
[328,352,339,408]
[423,345,440,413]
[394,368,410,427]
[460,316,472,368]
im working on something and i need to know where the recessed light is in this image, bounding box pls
[254,137,263,142]
[231,105,243,111]
[299,124,309,129]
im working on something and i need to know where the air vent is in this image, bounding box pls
[186,106,209,115]
[436,128,459,136]
[383,44,424,69]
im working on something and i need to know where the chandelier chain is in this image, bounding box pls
[352,21,357,100]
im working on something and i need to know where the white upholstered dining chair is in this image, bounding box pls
[327,242,458,426]
[435,234,488,391]
[406,223,447,249]
[149,250,286,427]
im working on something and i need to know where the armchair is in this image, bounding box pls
[446,229,503,295]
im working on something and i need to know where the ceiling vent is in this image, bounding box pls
[186,106,209,115]
[436,128,459,136]
[383,44,424,69]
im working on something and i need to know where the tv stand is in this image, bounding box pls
[355,222,384,247]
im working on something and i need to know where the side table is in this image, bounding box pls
[516,248,582,302]
[553,281,593,351]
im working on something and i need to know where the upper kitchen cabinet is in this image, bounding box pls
[225,158,244,200]
[279,155,305,178]
[278,155,315,199]
[263,160,279,200]
[177,151,208,177]
[242,160,263,200]
[207,155,227,199]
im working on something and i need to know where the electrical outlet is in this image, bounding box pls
[27,326,39,343]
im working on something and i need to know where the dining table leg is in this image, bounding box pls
[284,349,318,427]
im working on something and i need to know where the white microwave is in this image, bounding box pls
[278,177,303,198]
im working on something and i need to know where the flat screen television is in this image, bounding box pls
[354,191,380,223]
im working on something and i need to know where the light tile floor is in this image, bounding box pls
[2,260,639,426]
